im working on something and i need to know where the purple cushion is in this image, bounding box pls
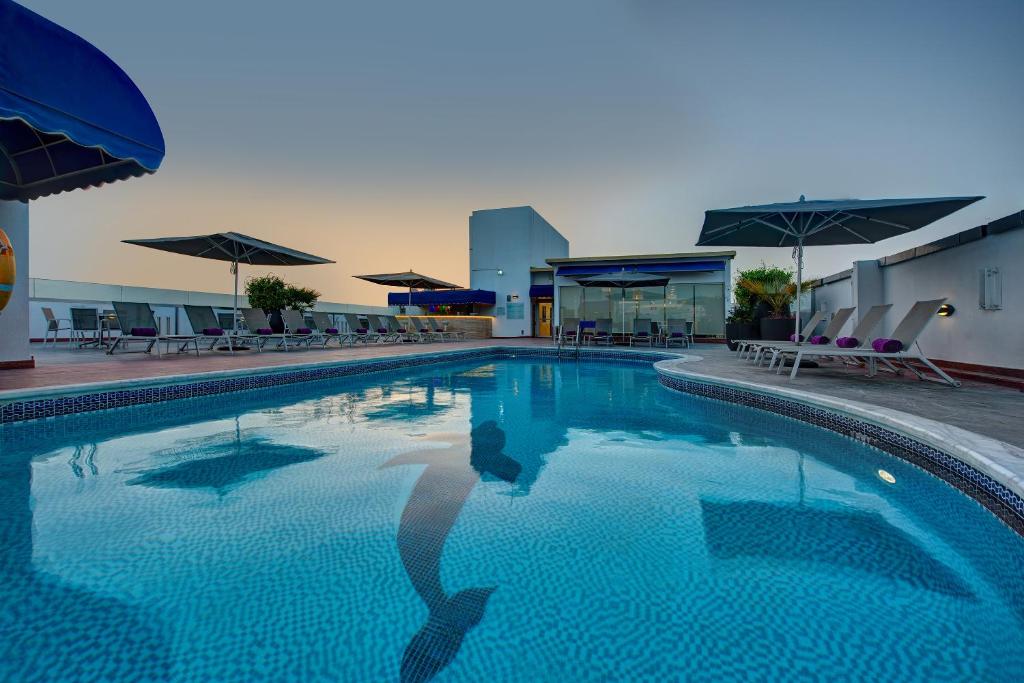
[296,327,312,335]
[597,331,610,336]
[872,338,903,353]
[256,327,274,335]
[835,336,859,349]
[130,327,157,337]
[202,327,224,336]
[325,328,339,334]
[397,328,408,333]
[671,332,685,338]
[789,333,805,342]
[355,328,368,334]
[420,328,430,333]
[377,327,388,334]
[635,331,649,337]
[809,335,830,345]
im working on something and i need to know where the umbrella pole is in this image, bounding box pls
[232,260,239,334]
[794,239,803,343]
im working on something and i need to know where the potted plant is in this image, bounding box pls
[724,306,757,352]
[283,285,321,313]
[737,268,797,341]
[244,274,289,332]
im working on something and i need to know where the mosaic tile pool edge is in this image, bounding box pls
[0,347,676,425]
[657,372,1024,536]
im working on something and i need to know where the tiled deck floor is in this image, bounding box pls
[5,340,1024,447]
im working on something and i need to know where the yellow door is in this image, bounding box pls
[537,302,552,337]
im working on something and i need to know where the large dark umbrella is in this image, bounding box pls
[354,271,462,309]
[123,232,335,332]
[576,270,670,334]
[0,1,164,200]
[695,195,983,340]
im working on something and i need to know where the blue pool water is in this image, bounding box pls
[1,359,1023,682]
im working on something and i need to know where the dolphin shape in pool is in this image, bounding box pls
[382,421,520,683]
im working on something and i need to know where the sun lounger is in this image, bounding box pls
[366,314,399,343]
[439,319,465,341]
[183,305,236,352]
[409,317,442,342]
[558,317,580,345]
[753,307,856,365]
[384,315,418,342]
[591,318,614,345]
[310,311,350,347]
[766,304,889,370]
[280,310,317,349]
[343,313,376,343]
[664,319,693,348]
[108,301,199,356]
[736,311,827,360]
[629,318,654,347]
[241,308,307,351]
[425,317,455,342]
[786,299,959,386]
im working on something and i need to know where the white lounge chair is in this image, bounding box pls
[629,318,654,347]
[767,304,890,370]
[752,307,856,365]
[108,302,199,356]
[242,308,307,352]
[787,299,960,386]
[183,305,235,353]
[664,319,693,348]
[280,310,317,349]
[366,314,399,343]
[310,311,350,347]
[736,311,827,360]
[592,318,614,346]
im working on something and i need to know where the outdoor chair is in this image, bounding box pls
[441,319,465,341]
[413,317,444,342]
[310,311,350,347]
[69,307,100,348]
[366,314,398,343]
[767,304,891,371]
[558,317,580,345]
[343,313,376,344]
[753,306,856,366]
[386,315,419,342]
[735,310,827,360]
[241,308,305,352]
[183,304,235,352]
[785,299,959,386]
[108,302,199,356]
[280,310,317,349]
[630,318,654,347]
[591,318,614,345]
[428,317,455,341]
[41,307,71,347]
[664,319,693,348]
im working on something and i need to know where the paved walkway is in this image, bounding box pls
[4,340,1023,447]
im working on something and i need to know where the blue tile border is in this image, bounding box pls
[0,347,676,425]
[657,373,1024,536]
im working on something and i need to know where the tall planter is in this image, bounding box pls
[759,317,795,341]
[725,322,758,351]
[266,309,285,333]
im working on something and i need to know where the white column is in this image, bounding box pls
[0,200,31,366]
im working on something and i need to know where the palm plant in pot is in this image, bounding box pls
[737,268,797,341]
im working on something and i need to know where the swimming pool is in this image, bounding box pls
[2,358,1022,681]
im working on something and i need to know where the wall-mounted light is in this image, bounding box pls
[497,269,503,276]
[937,304,955,317]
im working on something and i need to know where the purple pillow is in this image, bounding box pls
[671,332,685,338]
[635,331,649,337]
[296,327,312,335]
[397,327,408,333]
[325,328,339,334]
[809,335,830,345]
[377,327,388,334]
[872,338,903,353]
[355,327,368,334]
[256,327,274,335]
[130,327,157,337]
[789,333,805,342]
[835,336,859,348]
[202,327,224,336]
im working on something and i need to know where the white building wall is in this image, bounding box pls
[812,223,1023,369]
[469,207,568,337]
[0,200,30,365]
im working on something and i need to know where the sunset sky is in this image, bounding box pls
[22,0,1024,305]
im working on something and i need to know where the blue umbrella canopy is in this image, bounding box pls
[696,195,983,340]
[0,0,164,201]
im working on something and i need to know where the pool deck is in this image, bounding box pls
[4,340,1024,449]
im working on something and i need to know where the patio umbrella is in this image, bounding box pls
[0,0,165,200]
[123,232,335,332]
[576,270,670,335]
[695,195,983,340]
[354,271,462,308]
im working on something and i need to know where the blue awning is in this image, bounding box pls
[0,0,165,201]
[529,284,554,298]
[388,289,496,306]
[556,261,725,276]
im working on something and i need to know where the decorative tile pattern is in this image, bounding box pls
[0,347,676,425]
[657,373,1024,536]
